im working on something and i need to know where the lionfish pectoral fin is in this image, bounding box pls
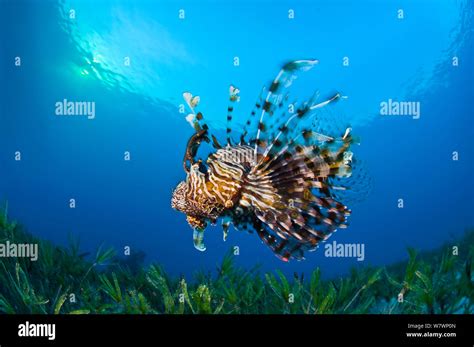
[251,219,305,262]
[222,220,230,241]
[193,228,206,252]
[242,127,353,260]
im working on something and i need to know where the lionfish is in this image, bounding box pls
[172,59,364,262]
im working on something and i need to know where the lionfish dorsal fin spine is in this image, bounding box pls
[226,85,240,145]
[239,86,265,145]
[240,60,319,156]
[260,93,341,161]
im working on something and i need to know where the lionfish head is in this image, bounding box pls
[171,181,188,212]
[171,181,208,231]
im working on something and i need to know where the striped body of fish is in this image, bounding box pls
[172,59,366,261]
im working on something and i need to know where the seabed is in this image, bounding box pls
[0,204,472,314]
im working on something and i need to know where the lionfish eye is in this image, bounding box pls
[191,162,208,174]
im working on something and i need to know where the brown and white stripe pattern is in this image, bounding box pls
[172,59,363,261]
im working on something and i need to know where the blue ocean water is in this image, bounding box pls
[0,0,472,279]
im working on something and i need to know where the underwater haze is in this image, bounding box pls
[0,0,473,280]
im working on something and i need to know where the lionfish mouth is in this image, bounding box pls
[171,59,369,261]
